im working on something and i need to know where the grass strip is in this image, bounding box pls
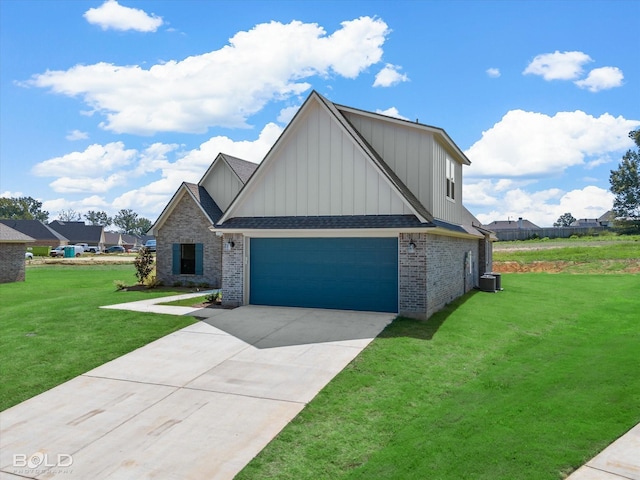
[0,265,196,411]
[237,274,640,480]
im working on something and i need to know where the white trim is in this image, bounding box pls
[214,226,482,240]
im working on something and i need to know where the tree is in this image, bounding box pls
[0,196,49,222]
[84,210,112,227]
[113,209,152,235]
[609,129,640,220]
[135,217,152,236]
[113,209,139,234]
[58,209,82,222]
[554,212,576,227]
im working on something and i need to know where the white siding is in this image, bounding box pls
[234,102,412,218]
[200,161,243,211]
[344,112,466,225]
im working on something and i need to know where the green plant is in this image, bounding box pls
[206,291,222,303]
[113,280,127,290]
[133,247,154,285]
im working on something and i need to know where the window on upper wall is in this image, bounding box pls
[446,157,456,201]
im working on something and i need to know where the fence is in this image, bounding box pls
[494,226,609,241]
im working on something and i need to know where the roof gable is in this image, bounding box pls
[0,223,35,242]
[219,91,427,224]
[48,221,104,243]
[199,153,256,212]
[149,182,223,235]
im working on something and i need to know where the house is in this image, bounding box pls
[48,221,105,250]
[598,210,615,227]
[0,219,68,247]
[570,218,601,228]
[484,218,541,231]
[149,153,259,287]
[0,223,34,283]
[152,91,493,319]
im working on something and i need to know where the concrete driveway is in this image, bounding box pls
[0,304,393,479]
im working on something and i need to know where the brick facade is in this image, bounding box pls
[156,194,222,287]
[221,233,244,307]
[425,234,479,318]
[0,243,27,283]
[399,233,428,318]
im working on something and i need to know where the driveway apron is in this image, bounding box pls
[0,304,393,479]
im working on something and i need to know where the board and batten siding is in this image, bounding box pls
[344,111,466,225]
[200,160,243,212]
[234,102,413,217]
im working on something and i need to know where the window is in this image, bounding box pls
[172,243,203,275]
[446,157,456,201]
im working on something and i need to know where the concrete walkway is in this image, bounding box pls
[0,296,393,479]
[565,423,640,479]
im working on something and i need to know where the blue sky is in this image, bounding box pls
[1,0,638,227]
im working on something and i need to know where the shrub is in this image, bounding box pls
[133,247,155,285]
[114,280,127,291]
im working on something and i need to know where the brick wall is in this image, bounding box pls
[399,233,428,319]
[221,233,244,307]
[0,243,27,283]
[156,194,222,287]
[425,234,479,318]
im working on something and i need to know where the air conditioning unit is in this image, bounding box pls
[479,274,496,292]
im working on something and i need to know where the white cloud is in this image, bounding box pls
[43,195,110,219]
[1,191,24,198]
[471,185,614,227]
[49,174,128,194]
[31,142,137,178]
[373,64,409,87]
[112,123,282,216]
[486,68,501,78]
[26,17,390,135]
[523,50,593,80]
[66,129,89,141]
[277,105,300,124]
[465,110,639,178]
[83,0,163,32]
[376,107,408,120]
[575,66,624,92]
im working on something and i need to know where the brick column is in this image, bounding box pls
[399,233,427,319]
[222,233,244,308]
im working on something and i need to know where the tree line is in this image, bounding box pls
[0,199,152,236]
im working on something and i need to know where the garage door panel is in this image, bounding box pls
[250,237,398,312]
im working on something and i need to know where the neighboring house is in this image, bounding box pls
[121,234,144,251]
[484,218,541,231]
[0,223,34,283]
[149,153,258,287]
[570,218,601,228]
[598,210,615,227]
[153,91,493,319]
[104,231,123,247]
[0,219,68,247]
[48,221,105,250]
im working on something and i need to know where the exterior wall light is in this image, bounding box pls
[408,241,416,253]
[224,240,235,251]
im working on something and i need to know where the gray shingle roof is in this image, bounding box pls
[0,219,66,242]
[0,223,35,242]
[48,221,104,244]
[221,154,259,184]
[185,183,224,223]
[217,215,431,230]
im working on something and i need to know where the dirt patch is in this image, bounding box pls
[493,261,569,273]
[494,259,640,274]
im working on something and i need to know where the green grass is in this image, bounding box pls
[237,274,640,480]
[0,265,196,411]
[158,295,210,307]
[494,242,640,263]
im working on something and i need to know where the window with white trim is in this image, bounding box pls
[446,157,456,201]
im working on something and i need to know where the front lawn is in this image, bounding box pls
[0,265,196,411]
[237,274,640,479]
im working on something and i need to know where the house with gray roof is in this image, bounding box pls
[151,91,492,318]
[0,223,34,283]
[0,219,68,247]
[48,221,105,250]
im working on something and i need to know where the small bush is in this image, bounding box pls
[114,280,127,291]
[206,291,222,303]
[133,247,154,285]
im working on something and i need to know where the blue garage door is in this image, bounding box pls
[250,237,398,313]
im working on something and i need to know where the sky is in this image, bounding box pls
[1,0,639,228]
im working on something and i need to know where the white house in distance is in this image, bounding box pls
[151,91,493,319]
